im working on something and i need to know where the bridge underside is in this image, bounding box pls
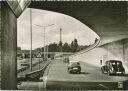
[0,1,128,90]
[29,1,128,45]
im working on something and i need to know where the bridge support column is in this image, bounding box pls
[0,2,17,89]
[123,39,128,62]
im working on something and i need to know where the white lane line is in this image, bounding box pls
[42,62,52,90]
[43,76,47,89]
[99,84,109,90]
[81,74,86,78]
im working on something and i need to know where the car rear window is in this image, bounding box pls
[110,61,122,66]
[70,62,80,65]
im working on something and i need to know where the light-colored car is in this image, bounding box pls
[20,61,29,67]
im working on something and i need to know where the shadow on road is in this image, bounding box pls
[124,74,128,77]
[80,72,90,74]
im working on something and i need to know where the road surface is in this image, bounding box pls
[18,59,128,90]
[46,59,128,90]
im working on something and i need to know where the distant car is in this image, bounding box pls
[63,57,69,63]
[67,61,81,74]
[101,60,125,76]
[20,61,29,67]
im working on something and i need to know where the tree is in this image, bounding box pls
[48,42,58,52]
[70,39,79,52]
[70,41,74,52]
[63,42,70,52]
[33,38,86,53]
[73,39,79,52]
[58,41,63,52]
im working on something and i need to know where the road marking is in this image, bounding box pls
[81,74,86,78]
[42,62,52,90]
[43,76,47,88]
[98,84,109,90]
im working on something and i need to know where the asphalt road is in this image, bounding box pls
[18,58,128,90]
[46,59,128,90]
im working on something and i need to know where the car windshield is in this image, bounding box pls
[70,62,80,66]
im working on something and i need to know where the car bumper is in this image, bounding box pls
[69,69,80,73]
[110,71,124,75]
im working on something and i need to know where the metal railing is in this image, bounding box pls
[17,60,51,81]
[70,38,101,58]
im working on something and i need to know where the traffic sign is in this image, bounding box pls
[37,52,42,58]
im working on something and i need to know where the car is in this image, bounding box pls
[20,61,30,67]
[101,60,125,76]
[63,57,69,63]
[67,61,81,74]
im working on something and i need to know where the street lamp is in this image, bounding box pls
[29,8,33,71]
[45,37,50,60]
[51,25,62,53]
[34,24,55,61]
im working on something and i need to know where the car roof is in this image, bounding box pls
[107,60,122,63]
[70,61,79,63]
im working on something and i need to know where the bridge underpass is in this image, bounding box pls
[0,1,128,90]
[18,58,128,90]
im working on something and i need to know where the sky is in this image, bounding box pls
[17,8,99,50]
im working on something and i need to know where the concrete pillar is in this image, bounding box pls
[1,2,17,89]
[123,39,128,62]
[0,2,1,89]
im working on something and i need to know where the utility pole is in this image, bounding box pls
[60,28,62,52]
[34,24,54,61]
[30,8,32,71]
[46,45,48,60]
[59,28,63,59]
[44,27,46,61]
[60,28,62,44]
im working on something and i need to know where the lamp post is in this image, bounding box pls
[35,24,54,61]
[60,28,62,53]
[30,8,33,71]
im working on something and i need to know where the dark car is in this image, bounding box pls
[20,61,30,67]
[67,61,81,74]
[101,60,125,76]
[63,57,69,63]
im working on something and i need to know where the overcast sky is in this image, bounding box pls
[17,8,99,50]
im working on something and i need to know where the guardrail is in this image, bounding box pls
[70,38,101,57]
[17,61,51,81]
[17,60,44,73]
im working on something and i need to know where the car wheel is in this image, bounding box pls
[121,73,124,76]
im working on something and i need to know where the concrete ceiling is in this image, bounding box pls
[28,1,128,45]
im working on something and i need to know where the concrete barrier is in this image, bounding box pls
[17,60,44,73]
[18,61,51,81]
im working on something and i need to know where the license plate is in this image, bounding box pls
[73,68,78,69]
[117,72,121,73]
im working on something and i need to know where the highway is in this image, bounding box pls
[46,59,128,90]
[18,58,128,90]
